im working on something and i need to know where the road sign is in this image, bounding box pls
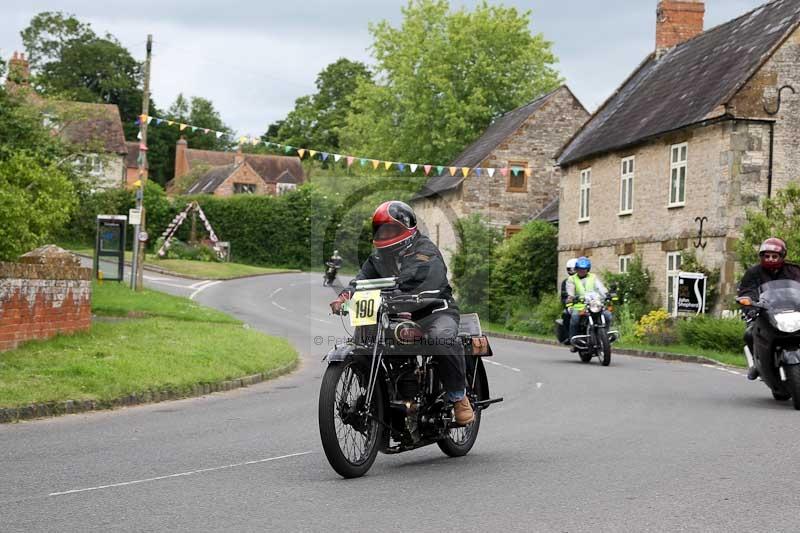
[675,272,707,316]
[138,231,149,242]
[129,208,142,225]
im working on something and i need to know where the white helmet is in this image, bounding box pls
[566,258,578,275]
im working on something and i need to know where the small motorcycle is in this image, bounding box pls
[318,277,503,478]
[738,279,800,410]
[323,262,338,287]
[564,292,619,366]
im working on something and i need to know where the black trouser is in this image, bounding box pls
[415,312,466,396]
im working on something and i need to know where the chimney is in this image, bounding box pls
[656,1,705,53]
[6,51,30,86]
[234,146,244,166]
[175,137,189,179]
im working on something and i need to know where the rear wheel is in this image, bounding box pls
[438,365,483,457]
[318,360,383,478]
[785,365,800,410]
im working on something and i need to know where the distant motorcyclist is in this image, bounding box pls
[565,257,612,348]
[329,201,474,425]
[323,250,343,286]
[738,237,800,380]
[328,250,343,269]
[557,258,577,343]
[561,258,577,305]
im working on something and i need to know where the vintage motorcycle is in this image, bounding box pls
[318,277,503,478]
[323,262,339,287]
[738,279,800,410]
[560,292,619,366]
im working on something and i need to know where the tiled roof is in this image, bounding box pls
[558,0,800,166]
[413,86,570,200]
[186,150,305,183]
[186,164,238,195]
[532,197,559,224]
[55,102,128,155]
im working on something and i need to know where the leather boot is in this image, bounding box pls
[453,397,474,426]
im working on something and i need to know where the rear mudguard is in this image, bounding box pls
[473,357,490,401]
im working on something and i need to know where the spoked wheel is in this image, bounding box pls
[318,360,383,478]
[597,330,612,366]
[438,370,483,458]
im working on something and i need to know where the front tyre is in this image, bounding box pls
[785,364,800,410]
[438,367,483,457]
[318,360,383,478]
[597,329,612,366]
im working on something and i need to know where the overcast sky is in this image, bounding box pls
[0,0,768,138]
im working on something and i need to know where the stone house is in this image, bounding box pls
[172,138,304,196]
[6,52,128,189]
[411,85,589,267]
[556,0,800,313]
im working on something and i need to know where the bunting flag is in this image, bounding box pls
[137,114,538,181]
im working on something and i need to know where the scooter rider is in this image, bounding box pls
[329,201,474,425]
[738,237,800,380]
[565,257,612,348]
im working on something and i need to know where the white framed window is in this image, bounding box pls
[233,183,256,194]
[76,154,104,176]
[579,168,591,222]
[669,143,687,207]
[666,252,682,313]
[619,255,632,274]
[277,182,297,195]
[619,156,634,214]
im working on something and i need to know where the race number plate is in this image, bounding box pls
[349,290,382,327]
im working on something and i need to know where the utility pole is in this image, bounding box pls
[131,34,152,291]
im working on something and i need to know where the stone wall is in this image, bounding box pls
[215,163,270,197]
[0,246,92,352]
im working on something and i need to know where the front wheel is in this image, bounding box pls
[597,329,611,366]
[785,365,800,410]
[438,365,483,457]
[318,360,383,478]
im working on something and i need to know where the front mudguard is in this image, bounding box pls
[323,343,356,363]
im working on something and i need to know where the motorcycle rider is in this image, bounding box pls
[329,201,474,425]
[328,250,343,269]
[738,237,800,380]
[557,258,578,343]
[565,257,612,348]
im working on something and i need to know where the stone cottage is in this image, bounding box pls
[172,138,304,196]
[411,85,589,267]
[556,0,800,312]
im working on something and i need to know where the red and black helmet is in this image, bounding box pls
[372,201,417,249]
[759,237,787,271]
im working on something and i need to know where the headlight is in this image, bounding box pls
[589,300,603,313]
[774,312,800,333]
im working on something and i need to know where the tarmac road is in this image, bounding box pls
[3,271,800,532]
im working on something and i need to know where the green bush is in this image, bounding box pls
[488,221,557,320]
[634,309,678,345]
[604,256,654,321]
[677,315,745,354]
[737,183,800,269]
[505,292,563,336]
[451,214,501,316]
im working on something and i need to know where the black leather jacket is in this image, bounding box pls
[345,233,458,316]
[738,262,800,300]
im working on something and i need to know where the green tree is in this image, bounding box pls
[272,58,372,153]
[0,89,76,260]
[341,0,562,164]
[450,214,501,315]
[488,221,558,319]
[737,183,800,268]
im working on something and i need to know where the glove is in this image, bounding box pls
[330,292,351,315]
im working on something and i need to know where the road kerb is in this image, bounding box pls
[0,359,299,424]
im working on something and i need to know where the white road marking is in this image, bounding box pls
[189,281,221,300]
[143,275,170,281]
[536,382,543,389]
[272,300,288,311]
[702,363,744,377]
[307,315,330,324]
[189,279,214,290]
[270,287,283,298]
[48,451,313,497]
[485,359,521,373]
[146,279,193,290]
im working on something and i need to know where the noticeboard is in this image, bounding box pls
[674,272,708,316]
[94,215,127,281]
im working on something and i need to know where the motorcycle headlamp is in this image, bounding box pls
[589,299,603,314]
[773,311,800,333]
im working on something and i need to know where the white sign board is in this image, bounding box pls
[128,208,142,226]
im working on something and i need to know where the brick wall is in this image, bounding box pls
[0,246,92,352]
[214,163,269,197]
[656,0,705,52]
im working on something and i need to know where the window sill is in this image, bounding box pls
[578,218,590,224]
[618,211,633,217]
[506,188,527,193]
[667,203,686,209]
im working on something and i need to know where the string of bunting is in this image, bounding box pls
[135,114,534,179]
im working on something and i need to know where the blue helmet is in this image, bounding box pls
[575,257,591,271]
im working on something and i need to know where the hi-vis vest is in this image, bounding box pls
[569,273,597,311]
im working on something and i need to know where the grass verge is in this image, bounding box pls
[481,322,746,367]
[69,247,295,280]
[0,283,297,408]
